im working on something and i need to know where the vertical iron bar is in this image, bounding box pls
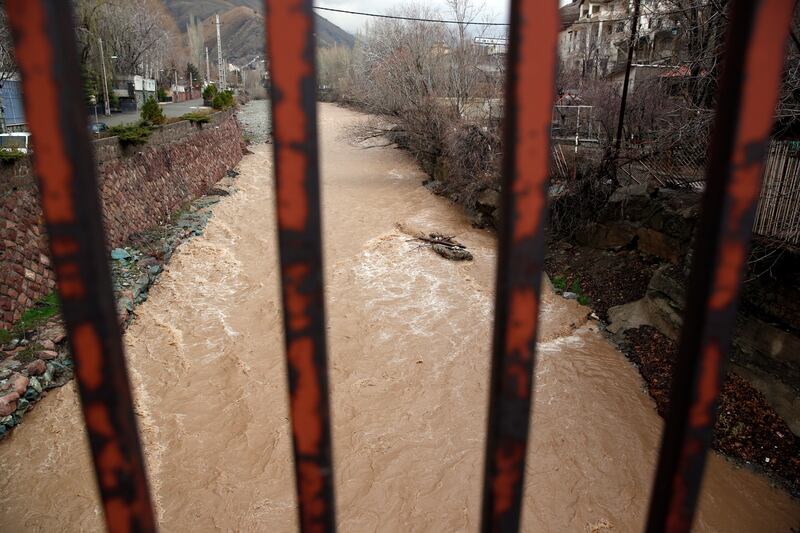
[646,1,793,532]
[481,1,559,531]
[4,1,157,532]
[262,1,336,532]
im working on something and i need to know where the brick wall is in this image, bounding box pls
[0,109,244,328]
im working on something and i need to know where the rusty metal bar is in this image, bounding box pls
[480,1,559,531]
[4,1,157,532]
[645,1,793,531]
[263,1,337,531]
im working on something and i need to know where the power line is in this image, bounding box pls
[313,6,509,26]
[314,4,719,29]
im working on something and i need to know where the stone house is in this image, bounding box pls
[559,0,686,82]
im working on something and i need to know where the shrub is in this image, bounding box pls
[181,112,211,125]
[0,149,25,164]
[212,90,235,110]
[109,123,153,145]
[202,84,218,101]
[157,87,168,102]
[140,97,166,125]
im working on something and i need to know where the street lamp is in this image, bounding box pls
[77,28,112,117]
[98,37,111,116]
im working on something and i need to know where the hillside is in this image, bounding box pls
[161,0,355,65]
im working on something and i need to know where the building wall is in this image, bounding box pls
[0,109,244,328]
[559,0,683,79]
[0,80,26,129]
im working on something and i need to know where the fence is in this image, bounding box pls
[617,139,707,189]
[551,104,600,144]
[617,139,800,249]
[4,0,794,532]
[753,141,800,246]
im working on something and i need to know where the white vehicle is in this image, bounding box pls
[0,132,32,154]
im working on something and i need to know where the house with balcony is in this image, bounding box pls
[559,0,687,84]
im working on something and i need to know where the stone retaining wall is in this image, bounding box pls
[0,110,244,328]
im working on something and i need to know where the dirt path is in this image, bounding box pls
[0,103,797,532]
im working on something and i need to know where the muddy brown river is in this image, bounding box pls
[1,104,798,532]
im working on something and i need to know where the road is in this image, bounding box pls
[89,98,209,128]
[1,102,798,531]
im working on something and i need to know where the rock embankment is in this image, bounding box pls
[0,171,240,439]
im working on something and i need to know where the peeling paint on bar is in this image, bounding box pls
[263,1,337,532]
[646,1,794,532]
[5,1,157,532]
[480,1,559,532]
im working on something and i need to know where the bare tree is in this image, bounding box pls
[0,10,16,84]
[73,0,174,82]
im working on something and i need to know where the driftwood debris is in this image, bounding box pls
[413,233,473,261]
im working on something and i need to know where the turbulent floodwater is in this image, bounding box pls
[1,103,798,532]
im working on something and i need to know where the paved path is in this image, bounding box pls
[90,99,209,128]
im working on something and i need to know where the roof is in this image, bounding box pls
[559,1,580,30]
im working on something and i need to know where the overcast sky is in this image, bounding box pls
[314,1,573,36]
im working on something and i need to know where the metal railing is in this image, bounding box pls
[4,0,793,532]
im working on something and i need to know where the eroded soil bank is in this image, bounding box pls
[0,103,797,531]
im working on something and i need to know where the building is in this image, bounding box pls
[112,75,158,111]
[0,77,26,131]
[559,0,686,82]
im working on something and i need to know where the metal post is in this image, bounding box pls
[5,1,157,531]
[645,0,794,531]
[615,0,640,151]
[98,37,111,116]
[480,0,559,531]
[264,0,336,530]
[206,46,211,83]
[216,14,225,90]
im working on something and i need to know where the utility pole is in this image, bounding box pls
[615,0,640,152]
[205,46,211,84]
[174,69,179,102]
[190,72,193,99]
[215,14,225,90]
[98,37,111,116]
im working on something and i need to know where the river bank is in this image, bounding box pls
[0,102,797,531]
[409,122,800,497]
[0,171,241,439]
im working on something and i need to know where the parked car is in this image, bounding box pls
[90,122,109,135]
[0,132,32,154]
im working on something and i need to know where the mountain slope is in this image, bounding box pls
[161,0,354,65]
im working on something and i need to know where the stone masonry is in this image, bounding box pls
[0,109,244,328]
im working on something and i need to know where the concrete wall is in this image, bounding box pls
[0,110,244,328]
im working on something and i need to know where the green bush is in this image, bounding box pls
[157,87,168,102]
[202,84,218,101]
[212,90,235,110]
[109,123,154,145]
[140,97,165,125]
[181,112,211,125]
[0,149,25,164]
